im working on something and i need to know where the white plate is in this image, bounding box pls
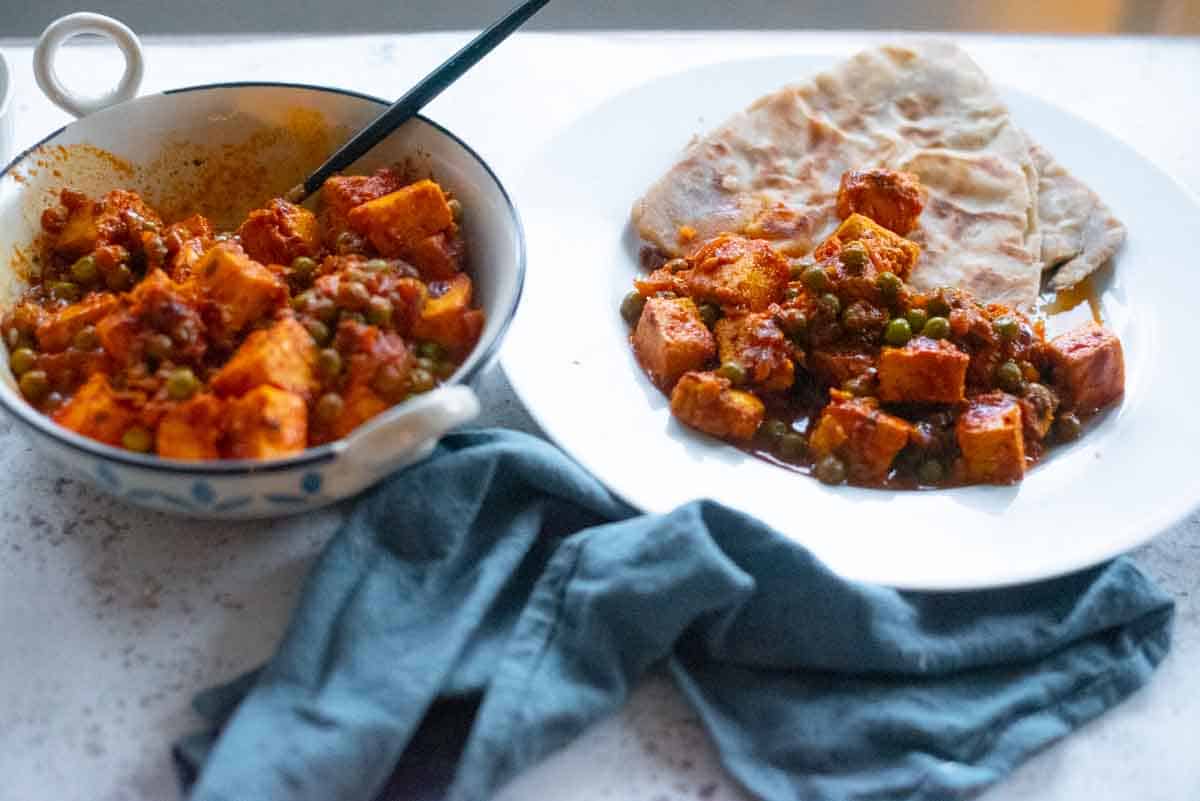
[502,54,1200,590]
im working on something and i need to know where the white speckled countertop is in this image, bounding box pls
[0,31,1197,801]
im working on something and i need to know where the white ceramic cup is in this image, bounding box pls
[33,12,145,119]
[0,50,13,161]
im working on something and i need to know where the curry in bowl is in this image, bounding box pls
[1,166,483,460]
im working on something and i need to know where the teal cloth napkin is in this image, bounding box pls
[175,429,1173,801]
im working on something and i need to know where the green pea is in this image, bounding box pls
[417,341,447,361]
[917,460,945,485]
[995,360,1024,393]
[9,347,37,376]
[876,271,902,300]
[802,264,831,292]
[776,309,808,342]
[341,311,366,326]
[406,367,435,395]
[784,286,801,301]
[926,292,952,318]
[367,296,394,327]
[315,392,344,426]
[145,332,174,360]
[435,359,457,379]
[819,293,841,317]
[759,419,789,442]
[778,432,807,460]
[317,348,343,383]
[49,281,80,301]
[788,260,809,280]
[71,325,99,351]
[839,242,870,272]
[841,303,872,332]
[70,255,99,284]
[716,361,747,385]
[166,367,199,401]
[814,454,847,485]
[1055,411,1083,442]
[922,316,950,339]
[884,317,912,347]
[337,280,371,310]
[290,292,310,311]
[698,302,721,329]
[620,291,647,325]
[310,296,338,324]
[296,319,326,346]
[291,256,318,279]
[121,426,154,453]
[993,316,1020,341]
[106,264,134,291]
[363,258,390,272]
[18,369,49,403]
[905,308,928,335]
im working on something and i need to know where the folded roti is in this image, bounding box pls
[1029,141,1126,290]
[632,42,1116,310]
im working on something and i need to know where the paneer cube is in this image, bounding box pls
[633,296,717,389]
[35,292,120,352]
[347,179,454,257]
[956,392,1026,484]
[1048,324,1124,414]
[53,189,163,259]
[226,385,308,459]
[878,337,969,404]
[163,214,215,282]
[685,234,790,311]
[403,230,464,281]
[53,373,140,446]
[836,169,925,235]
[670,370,765,441]
[815,213,921,279]
[319,168,408,239]
[190,242,287,336]
[808,390,912,482]
[156,393,224,460]
[409,273,485,356]
[236,199,321,266]
[211,317,318,399]
[714,312,795,391]
[329,384,390,440]
[95,308,138,365]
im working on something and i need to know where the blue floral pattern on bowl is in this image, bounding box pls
[92,461,326,515]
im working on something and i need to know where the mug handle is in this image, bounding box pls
[339,384,481,470]
[33,13,144,118]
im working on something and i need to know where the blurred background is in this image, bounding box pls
[2,0,1199,36]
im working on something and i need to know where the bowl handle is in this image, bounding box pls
[339,384,481,470]
[33,13,144,118]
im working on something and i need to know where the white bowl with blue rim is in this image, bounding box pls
[0,14,524,518]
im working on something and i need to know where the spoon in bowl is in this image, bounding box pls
[286,0,550,204]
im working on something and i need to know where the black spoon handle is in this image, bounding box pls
[290,0,550,202]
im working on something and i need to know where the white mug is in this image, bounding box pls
[0,50,13,162]
[33,12,145,119]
